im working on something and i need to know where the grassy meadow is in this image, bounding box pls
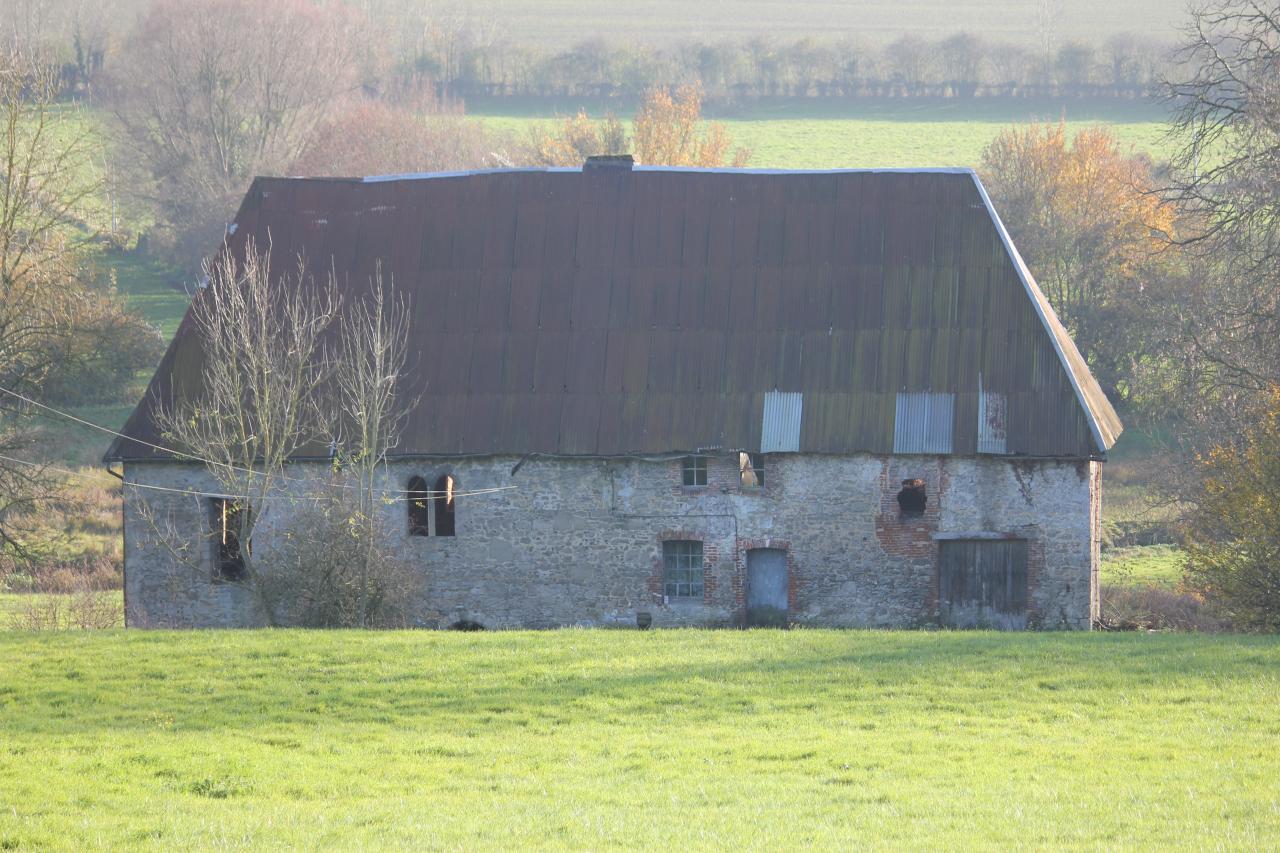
[0,630,1276,849]
[475,97,1174,170]
[443,0,1187,47]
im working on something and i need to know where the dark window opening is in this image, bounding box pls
[897,479,927,517]
[209,497,248,582]
[739,452,765,488]
[433,474,456,537]
[407,475,431,536]
[682,455,707,487]
[663,539,704,599]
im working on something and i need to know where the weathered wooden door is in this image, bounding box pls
[746,548,788,627]
[938,539,1028,629]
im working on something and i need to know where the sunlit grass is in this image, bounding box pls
[1101,544,1185,590]
[474,97,1173,170]
[0,630,1275,849]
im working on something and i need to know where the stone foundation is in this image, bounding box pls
[121,453,1100,630]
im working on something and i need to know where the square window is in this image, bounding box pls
[663,540,704,599]
[681,455,707,487]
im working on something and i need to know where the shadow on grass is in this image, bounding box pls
[2,630,1276,736]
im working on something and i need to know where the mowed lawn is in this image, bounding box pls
[475,98,1174,169]
[1,631,1277,849]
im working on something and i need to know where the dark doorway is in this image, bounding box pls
[938,539,1028,629]
[746,548,788,627]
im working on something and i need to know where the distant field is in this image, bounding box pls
[441,0,1187,47]
[475,98,1173,169]
[1101,545,1184,589]
[0,630,1276,849]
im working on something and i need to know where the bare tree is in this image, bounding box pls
[1035,0,1063,83]
[0,45,157,557]
[154,240,340,625]
[1164,0,1280,396]
[886,34,934,96]
[107,0,365,267]
[151,242,417,627]
[330,269,413,625]
[939,32,985,97]
[290,96,497,178]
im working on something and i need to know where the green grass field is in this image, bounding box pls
[441,0,1187,47]
[474,97,1174,169]
[0,630,1276,849]
[1101,545,1185,590]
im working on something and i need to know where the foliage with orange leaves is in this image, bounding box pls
[524,110,627,168]
[981,123,1176,402]
[524,83,748,168]
[632,84,750,167]
[1183,385,1280,631]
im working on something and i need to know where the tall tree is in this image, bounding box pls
[290,98,497,178]
[108,0,364,268]
[151,243,414,627]
[0,46,158,557]
[153,242,339,625]
[981,122,1174,402]
[1164,0,1280,395]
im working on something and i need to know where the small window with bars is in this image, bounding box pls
[663,540,704,600]
[681,455,708,487]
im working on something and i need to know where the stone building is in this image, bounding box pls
[107,160,1122,629]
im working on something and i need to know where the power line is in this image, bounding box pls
[0,452,514,503]
[0,386,512,500]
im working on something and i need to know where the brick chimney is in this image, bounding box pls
[583,154,634,171]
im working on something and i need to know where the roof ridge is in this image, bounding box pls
[337,165,977,183]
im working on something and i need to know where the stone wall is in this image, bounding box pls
[121,453,1099,630]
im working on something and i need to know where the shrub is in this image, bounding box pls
[1099,583,1230,632]
[1183,387,1280,631]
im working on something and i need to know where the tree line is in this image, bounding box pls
[2,0,1280,629]
[9,0,1177,102]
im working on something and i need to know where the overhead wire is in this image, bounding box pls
[0,452,513,503]
[0,385,514,501]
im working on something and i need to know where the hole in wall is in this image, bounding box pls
[897,479,927,517]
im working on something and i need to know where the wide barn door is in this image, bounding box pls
[938,539,1028,630]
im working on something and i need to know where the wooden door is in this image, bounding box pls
[938,539,1028,629]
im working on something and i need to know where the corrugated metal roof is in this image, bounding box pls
[107,167,1121,462]
[893,392,955,454]
[761,391,803,453]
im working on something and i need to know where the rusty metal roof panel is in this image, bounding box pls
[108,167,1121,463]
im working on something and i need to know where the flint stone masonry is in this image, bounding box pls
[121,454,1100,630]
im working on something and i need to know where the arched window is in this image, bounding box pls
[407,476,430,536]
[433,473,456,537]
